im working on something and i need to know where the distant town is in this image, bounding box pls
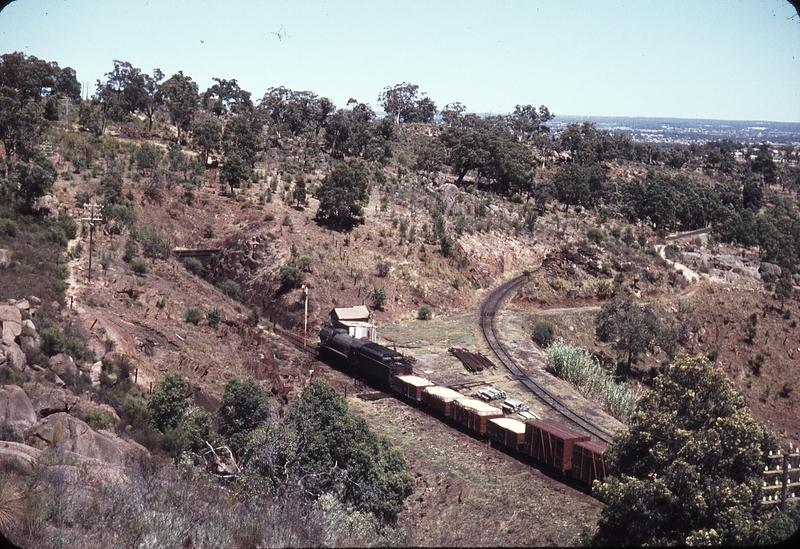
[551,115,800,147]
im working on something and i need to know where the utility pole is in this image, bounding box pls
[302,283,308,350]
[81,203,102,282]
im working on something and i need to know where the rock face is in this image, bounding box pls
[0,304,22,345]
[32,389,78,417]
[25,412,145,467]
[0,341,26,372]
[0,384,37,435]
[0,248,11,269]
[760,262,782,277]
[49,353,78,377]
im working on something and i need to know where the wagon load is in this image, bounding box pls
[393,375,434,401]
[571,439,607,484]
[452,398,504,435]
[487,417,526,451]
[421,386,464,418]
[525,419,589,474]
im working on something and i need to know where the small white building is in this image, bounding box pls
[329,305,376,342]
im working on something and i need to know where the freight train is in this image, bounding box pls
[318,327,608,488]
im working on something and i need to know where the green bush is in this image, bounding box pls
[0,218,17,236]
[372,287,387,310]
[0,421,23,442]
[206,306,221,327]
[137,225,172,260]
[147,371,189,433]
[417,304,433,320]
[130,258,148,274]
[82,408,112,431]
[218,279,240,298]
[184,307,202,325]
[279,264,304,290]
[183,257,203,275]
[586,227,604,244]
[532,320,555,346]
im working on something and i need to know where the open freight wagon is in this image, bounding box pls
[525,419,589,474]
[421,386,464,418]
[451,398,504,435]
[393,374,435,401]
[571,439,607,484]
[487,417,526,451]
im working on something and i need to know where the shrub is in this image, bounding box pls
[218,279,240,298]
[279,264,304,290]
[82,408,112,431]
[372,287,387,311]
[183,257,203,276]
[130,258,148,274]
[137,225,172,260]
[546,340,638,422]
[586,227,604,244]
[206,306,221,327]
[0,421,22,442]
[376,261,391,278]
[532,320,555,346]
[417,304,433,320]
[184,307,202,325]
[0,218,17,237]
[147,371,189,433]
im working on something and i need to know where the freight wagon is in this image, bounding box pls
[393,374,435,401]
[487,417,527,452]
[317,326,609,490]
[451,398,504,435]
[571,440,608,485]
[525,419,590,475]
[421,386,465,418]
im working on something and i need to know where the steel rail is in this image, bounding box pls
[480,274,615,443]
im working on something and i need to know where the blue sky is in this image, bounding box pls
[1,0,799,122]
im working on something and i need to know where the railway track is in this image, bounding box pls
[276,327,318,355]
[480,274,616,444]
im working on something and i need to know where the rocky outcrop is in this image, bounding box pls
[0,341,26,372]
[25,412,146,467]
[759,262,782,277]
[32,389,78,417]
[85,314,138,356]
[0,248,10,269]
[49,353,78,377]
[0,385,37,435]
[0,304,22,346]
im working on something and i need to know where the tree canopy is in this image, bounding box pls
[378,82,436,124]
[590,356,787,546]
[160,70,199,144]
[315,158,370,227]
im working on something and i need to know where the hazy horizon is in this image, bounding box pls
[1,0,798,123]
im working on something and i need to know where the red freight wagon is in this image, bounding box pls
[421,386,464,418]
[525,419,589,474]
[571,439,607,485]
[487,417,526,451]
[393,374,435,402]
[452,398,504,435]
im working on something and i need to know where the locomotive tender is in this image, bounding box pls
[317,326,608,488]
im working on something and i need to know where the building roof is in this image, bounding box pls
[338,320,374,328]
[331,306,370,321]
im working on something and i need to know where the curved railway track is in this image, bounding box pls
[480,274,616,444]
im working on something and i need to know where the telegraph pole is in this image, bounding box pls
[302,283,308,349]
[81,203,102,282]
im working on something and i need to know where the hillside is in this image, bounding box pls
[1,62,800,545]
